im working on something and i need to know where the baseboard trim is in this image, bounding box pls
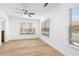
[66,43,79,50]
[39,37,64,55]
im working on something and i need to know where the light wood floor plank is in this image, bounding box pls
[0,38,63,56]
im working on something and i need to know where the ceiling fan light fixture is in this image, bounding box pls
[23,14,29,18]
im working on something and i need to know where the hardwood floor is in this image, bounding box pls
[0,38,63,56]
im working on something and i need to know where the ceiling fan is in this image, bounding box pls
[43,3,48,7]
[15,3,48,17]
[15,9,35,17]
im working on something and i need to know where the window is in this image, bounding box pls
[41,19,49,36]
[69,8,79,47]
[20,22,35,34]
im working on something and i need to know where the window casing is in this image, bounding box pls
[69,8,79,47]
[20,23,35,34]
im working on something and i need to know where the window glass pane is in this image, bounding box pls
[20,22,35,34]
[70,7,79,46]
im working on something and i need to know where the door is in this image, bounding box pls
[1,31,4,42]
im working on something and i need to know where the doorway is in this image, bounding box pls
[1,19,6,43]
[1,31,4,42]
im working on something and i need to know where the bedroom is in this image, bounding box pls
[0,3,79,56]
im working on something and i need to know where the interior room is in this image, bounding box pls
[0,3,79,56]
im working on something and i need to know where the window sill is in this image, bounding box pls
[67,43,79,50]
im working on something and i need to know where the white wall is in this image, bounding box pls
[7,17,40,40]
[40,4,79,56]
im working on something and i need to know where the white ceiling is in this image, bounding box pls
[0,3,59,19]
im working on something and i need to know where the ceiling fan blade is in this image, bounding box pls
[15,11,23,16]
[15,11,22,13]
[23,9,28,12]
[29,13,35,15]
[28,14,32,17]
